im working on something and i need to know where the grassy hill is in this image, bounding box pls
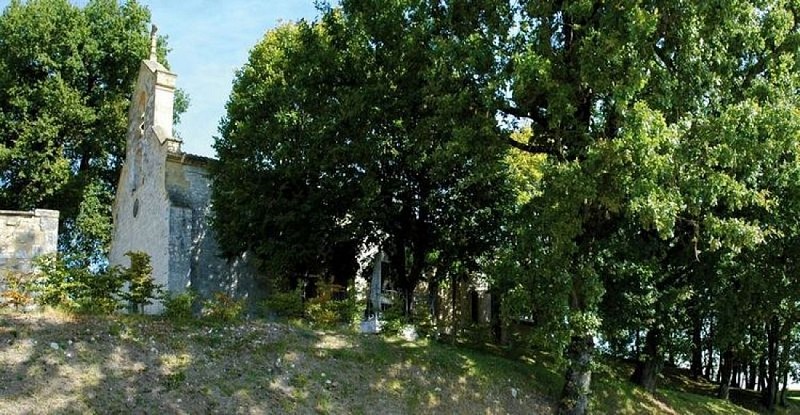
[0,310,796,414]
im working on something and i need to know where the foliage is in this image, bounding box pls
[378,303,410,336]
[120,251,161,314]
[212,2,513,316]
[0,270,35,309]
[304,280,359,329]
[30,251,161,315]
[80,263,126,314]
[32,253,123,313]
[162,289,197,321]
[33,253,88,310]
[176,0,800,411]
[202,292,245,323]
[0,0,186,266]
[263,287,305,319]
[172,88,190,138]
[476,0,800,410]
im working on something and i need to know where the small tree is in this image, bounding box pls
[1,270,34,310]
[121,251,162,314]
[33,253,81,310]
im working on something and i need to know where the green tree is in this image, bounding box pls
[495,1,800,413]
[120,250,160,314]
[210,1,800,413]
[212,3,513,316]
[0,0,184,266]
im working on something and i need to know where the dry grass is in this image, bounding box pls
[0,310,553,414]
[2,309,790,414]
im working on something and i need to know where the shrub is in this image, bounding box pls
[80,265,126,314]
[32,254,80,309]
[31,251,161,315]
[32,254,122,313]
[121,251,162,314]
[203,292,245,322]
[1,270,35,309]
[305,279,359,329]
[263,287,304,318]
[378,302,408,335]
[163,290,197,321]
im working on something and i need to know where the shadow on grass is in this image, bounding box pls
[591,360,798,415]
[299,330,559,414]
[0,310,323,413]
[0,310,558,414]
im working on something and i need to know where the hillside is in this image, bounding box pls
[0,310,795,414]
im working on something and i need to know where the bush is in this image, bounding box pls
[263,287,304,318]
[378,302,408,335]
[81,266,126,314]
[33,254,81,309]
[305,279,359,329]
[1,270,35,309]
[120,251,162,314]
[202,292,245,323]
[31,251,161,315]
[32,254,123,313]
[163,290,197,321]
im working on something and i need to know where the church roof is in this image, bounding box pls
[166,151,216,168]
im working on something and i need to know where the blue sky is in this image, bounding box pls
[142,1,322,157]
[0,0,324,157]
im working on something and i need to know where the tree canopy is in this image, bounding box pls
[0,0,183,266]
[212,0,800,413]
[496,0,800,412]
[212,4,513,314]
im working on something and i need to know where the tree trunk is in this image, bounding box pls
[718,346,734,400]
[389,240,408,314]
[777,322,793,407]
[704,320,715,379]
[489,287,503,344]
[402,286,412,317]
[559,334,594,415]
[632,327,663,392]
[758,355,767,392]
[451,274,458,340]
[427,276,440,331]
[762,317,779,410]
[780,370,789,407]
[746,360,757,390]
[690,306,704,379]
[406,255,425,317]
[740,364,747,389]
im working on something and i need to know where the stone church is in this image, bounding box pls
[109,33,265,312]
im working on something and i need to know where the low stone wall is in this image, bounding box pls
[0,209,59,274]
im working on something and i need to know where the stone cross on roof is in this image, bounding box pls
[149,24,158,62]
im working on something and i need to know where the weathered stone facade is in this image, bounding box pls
[0,209,59,273]
[109,47,264,313]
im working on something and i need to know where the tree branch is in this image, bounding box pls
[499,104,550,132]
[742,9,800,90]
[504,132,561,158]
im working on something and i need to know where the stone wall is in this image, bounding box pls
[0,209,59,274]
[166,156,267,307]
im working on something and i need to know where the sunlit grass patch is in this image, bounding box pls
[3,310,781,414]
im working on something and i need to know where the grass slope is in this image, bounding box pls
[0,310,794,414]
